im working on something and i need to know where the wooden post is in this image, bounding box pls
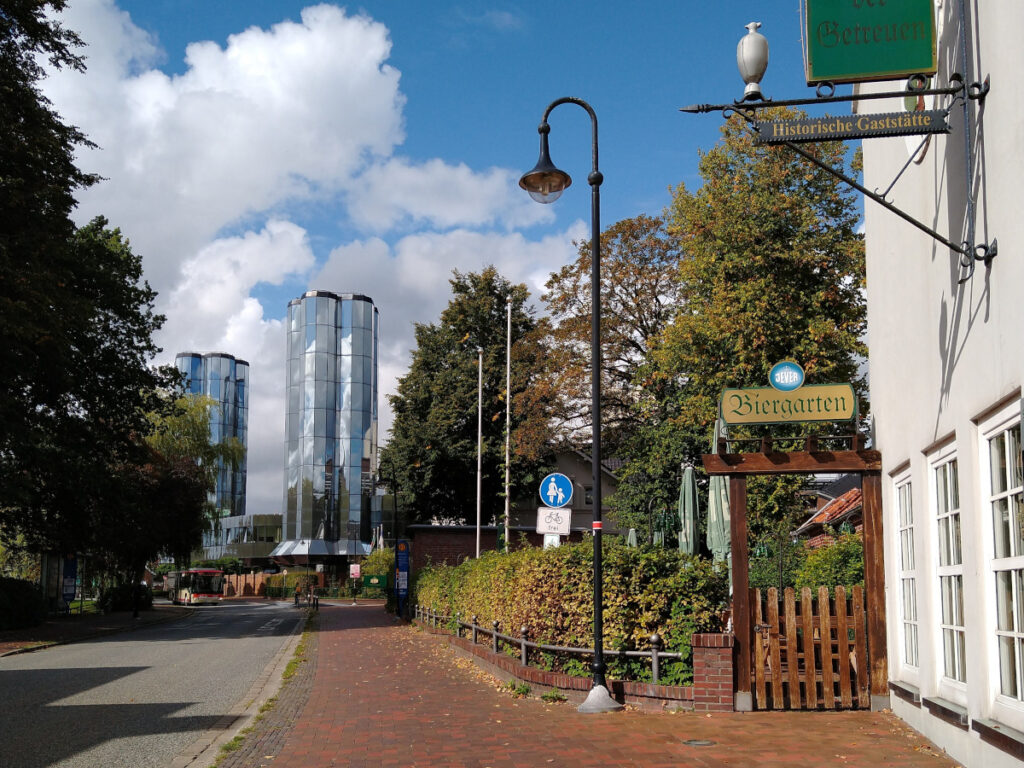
[730,475,752,711]
[861,470,889,709]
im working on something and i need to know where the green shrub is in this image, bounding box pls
[99,583,153,613]
[0,577,47,630]
[414,541,729,685]
[794,532,864,593]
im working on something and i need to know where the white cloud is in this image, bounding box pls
[310,224,584,439]
[349,158,552,231]
[38,1,579,516]
[48,0,405,291]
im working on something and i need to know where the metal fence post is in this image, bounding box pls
[472,615,478,645]
[650,633,662,685]
[520,625,528,666]
[455,612,461,638]
[492,621,499,654]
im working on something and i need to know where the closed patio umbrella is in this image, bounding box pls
[706,474,731,563]
[678,465,699,555]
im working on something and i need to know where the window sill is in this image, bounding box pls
[972,718,1024,760]
[922,696,969,730]
[889,680,921,707]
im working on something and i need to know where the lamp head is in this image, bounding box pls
[519,125,571,204]
[737,21,769,101]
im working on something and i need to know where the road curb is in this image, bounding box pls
[0,606,196,657]
[169,606,311,768]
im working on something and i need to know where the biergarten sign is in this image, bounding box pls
[755,109,948,145]
[720,383,856,425]
[803,0,937,84]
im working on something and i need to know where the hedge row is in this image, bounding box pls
[0,577,47,630]
[414,541,729,685]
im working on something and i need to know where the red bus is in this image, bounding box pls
[168,568,224,605]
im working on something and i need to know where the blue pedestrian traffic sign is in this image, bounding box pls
[539,473,573,508]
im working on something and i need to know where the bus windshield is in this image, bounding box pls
[187,571,224,594]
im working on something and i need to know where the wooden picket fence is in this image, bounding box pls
[750,585,869,710]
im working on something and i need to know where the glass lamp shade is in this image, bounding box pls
[519,168,571,204]
[737,21,769,101]
[519,132,572,204]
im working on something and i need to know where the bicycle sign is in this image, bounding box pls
[536,506,571,536]
[538,473,573,508]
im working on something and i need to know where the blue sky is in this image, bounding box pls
[43,0,844,514]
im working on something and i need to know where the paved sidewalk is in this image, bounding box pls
[221,605,960,768]
[0,603,193,656]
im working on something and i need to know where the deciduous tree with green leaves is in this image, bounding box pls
[0,5,174,563]
[534,214,682,457]
[380,267,552,527]
[616,112,867,541]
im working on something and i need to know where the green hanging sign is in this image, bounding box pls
[803,0,937,84]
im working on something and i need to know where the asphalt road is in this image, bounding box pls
[0,601,303,768]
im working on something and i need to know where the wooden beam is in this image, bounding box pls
[730,475,752,711]
[702,450,882,476]
[861,470,889,706]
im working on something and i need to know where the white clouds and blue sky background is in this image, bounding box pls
[42,0,830,515]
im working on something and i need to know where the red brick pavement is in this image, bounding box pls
[250,605,960,768]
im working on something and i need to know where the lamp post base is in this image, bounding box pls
[577,684,624,713]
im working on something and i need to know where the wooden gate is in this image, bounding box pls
[750,585,869,710]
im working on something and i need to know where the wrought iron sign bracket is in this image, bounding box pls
[680,73,996,283]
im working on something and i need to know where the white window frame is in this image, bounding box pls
[928,443,967,701]
[980,400,1024,727]
[893,469,919,680]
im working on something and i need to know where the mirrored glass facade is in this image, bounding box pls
[284,291,378,550]
[174,352,249,518]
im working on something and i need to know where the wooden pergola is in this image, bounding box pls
[702,435,887,711]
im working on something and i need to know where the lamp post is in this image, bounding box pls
[519,97,622,713]
[476,346,483,558]
[504,298,512,553]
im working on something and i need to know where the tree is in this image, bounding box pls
[0,219,172,555]
[147,393,246,527]
[615,111,866,539]
[535,214,682,457]
[381,267,553,527]
[0,6,174,560]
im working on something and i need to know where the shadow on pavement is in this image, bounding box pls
[0,667,226,768]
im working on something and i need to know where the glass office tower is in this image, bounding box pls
[174,352,249,518]
[279,291,378,556]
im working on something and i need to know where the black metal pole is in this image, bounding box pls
[538,97,606,689]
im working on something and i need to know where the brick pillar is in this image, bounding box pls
[691,633,735,712]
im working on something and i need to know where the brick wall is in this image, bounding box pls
[220,571,326,597]
[416,617,735,712]
[691,633,735,711]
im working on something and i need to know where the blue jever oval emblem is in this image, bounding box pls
[769,361,805,392]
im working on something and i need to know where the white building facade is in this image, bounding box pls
[860,1,1024,764]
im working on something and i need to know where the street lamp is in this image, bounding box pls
[520,97,622,714]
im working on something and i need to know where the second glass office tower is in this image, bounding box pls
[282,291,378,554]
[174,352,249,518]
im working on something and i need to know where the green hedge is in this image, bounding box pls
[414,541,729,685]
[795,532,864,593]
[0,577,47,630]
